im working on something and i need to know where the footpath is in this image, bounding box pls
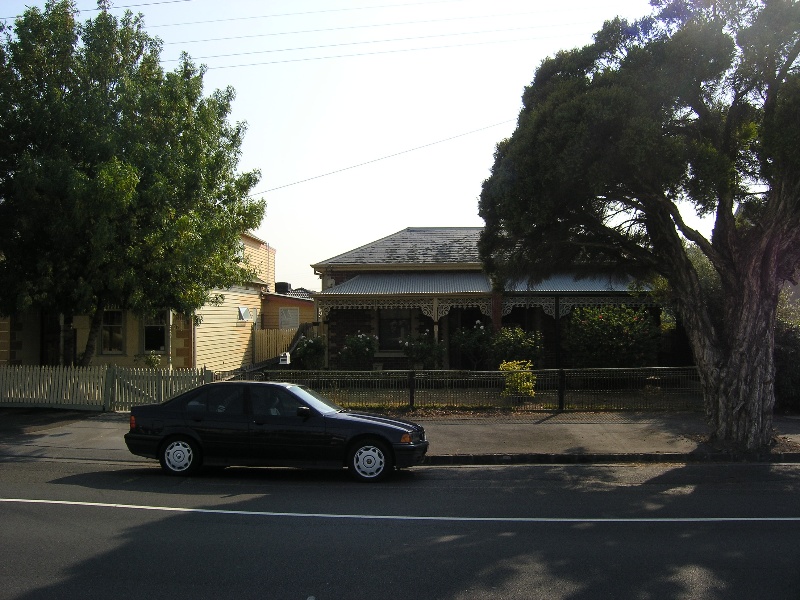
[1,408,800,466]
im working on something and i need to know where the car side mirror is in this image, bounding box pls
[296,406,312,420]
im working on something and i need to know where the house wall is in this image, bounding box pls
[194,285,262,372]
[4,311,41,365]
[0,316,10,365]
[242,234,276,290]
[260,295,315,329]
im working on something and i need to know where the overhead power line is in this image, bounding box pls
[165,10,545,46]
[163,24,547,63]
[201,35,545,70]
[250,120,514,197]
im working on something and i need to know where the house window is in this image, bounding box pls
[143,311,168,352]
[101,310,124,354]
[378,309,411,351]
[279,307,300,329]
[238,306,253,321]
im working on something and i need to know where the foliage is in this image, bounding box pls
[134,351,162,369]
[564,305,660,368]
[490,326,544,367]
[338,332,378,371]
[775,291,800,413]
[498,360,536,401]
[291,335,326,370]
[450,320,493,370]
[0,1,265,365]
[400,329,443,369]
[478,0,800,449]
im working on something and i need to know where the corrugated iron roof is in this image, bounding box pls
[510,274,637,293]
[313,227,482,267]
[315,273,492,296]
[316,273,639,296]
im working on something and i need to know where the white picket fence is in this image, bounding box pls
[0,365,210,412]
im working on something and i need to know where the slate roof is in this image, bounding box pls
[313,227,640,296]
[312,227,482,267]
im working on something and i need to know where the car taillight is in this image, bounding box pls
[129,414,136,430]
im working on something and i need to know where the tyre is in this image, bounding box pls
[159,437,201,476]
[348,439,391,482]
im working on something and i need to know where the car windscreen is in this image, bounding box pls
[289,385,345,414]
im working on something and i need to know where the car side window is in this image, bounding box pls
[207,386,244,415]
[250,386,281,417]
[185,386,244,415]
[273,389,303,417]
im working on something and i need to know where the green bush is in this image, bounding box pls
[450,320,493,369]
[491,326,543,367]
[338,332,378,370]
[499,360,536,401]
[775,292,800,413]
[400,329,443,368]
[291,335,326,370]
[564,305,660,367]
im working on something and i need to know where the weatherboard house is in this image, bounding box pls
[311,227,659,369]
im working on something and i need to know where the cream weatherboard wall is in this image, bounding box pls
[241,233,276,288]
[193,285,262,372]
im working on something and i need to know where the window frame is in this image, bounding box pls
[143,310,169,354]
[100,309,125,355]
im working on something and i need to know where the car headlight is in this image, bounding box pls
[399,431,423,444]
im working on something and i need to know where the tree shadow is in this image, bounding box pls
[5,462,799,599]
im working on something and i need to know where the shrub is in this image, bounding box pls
[564,305,660,367]
[775,292,800,413]
[291,335,326,370]
[134,351,162,368]
[491,326,543,367]
[499,360,536,401]
[450,320,493,369]
[400,329,443,369]
[338,332,378,370]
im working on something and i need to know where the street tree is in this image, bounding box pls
[0,1,265,365]
[478,0,800,450]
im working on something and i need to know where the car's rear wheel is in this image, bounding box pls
[348,439,391,482]
[159,436,201,476]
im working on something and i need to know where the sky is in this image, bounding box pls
[3,0,660,291]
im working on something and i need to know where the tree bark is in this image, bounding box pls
[676,238,780,451]
[80,300,105,367]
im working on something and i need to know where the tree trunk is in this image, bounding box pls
[79,301,105,367]
[678,250,779,451]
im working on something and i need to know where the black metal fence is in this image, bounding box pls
[236,367,703,412]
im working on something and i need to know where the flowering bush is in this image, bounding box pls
[490,326,543,367]
[291,335,325,369]
[450,320,493,369]
[338,332,378,370]
[499,360,536,401]
[400,329,443,369]
[564,305,660,367]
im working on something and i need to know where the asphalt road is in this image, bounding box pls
[2,458,800,600]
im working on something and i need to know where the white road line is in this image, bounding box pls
[2,498,799,523]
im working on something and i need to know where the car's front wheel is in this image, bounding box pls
[159,436,201,476]
[348,439,391,482]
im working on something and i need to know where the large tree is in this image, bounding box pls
[478,0,800,451]
[0,1,265,365]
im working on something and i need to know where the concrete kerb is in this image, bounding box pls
[424,451,800,466]
[2,408,800,465]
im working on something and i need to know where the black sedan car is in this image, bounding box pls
[124,381,429,482]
